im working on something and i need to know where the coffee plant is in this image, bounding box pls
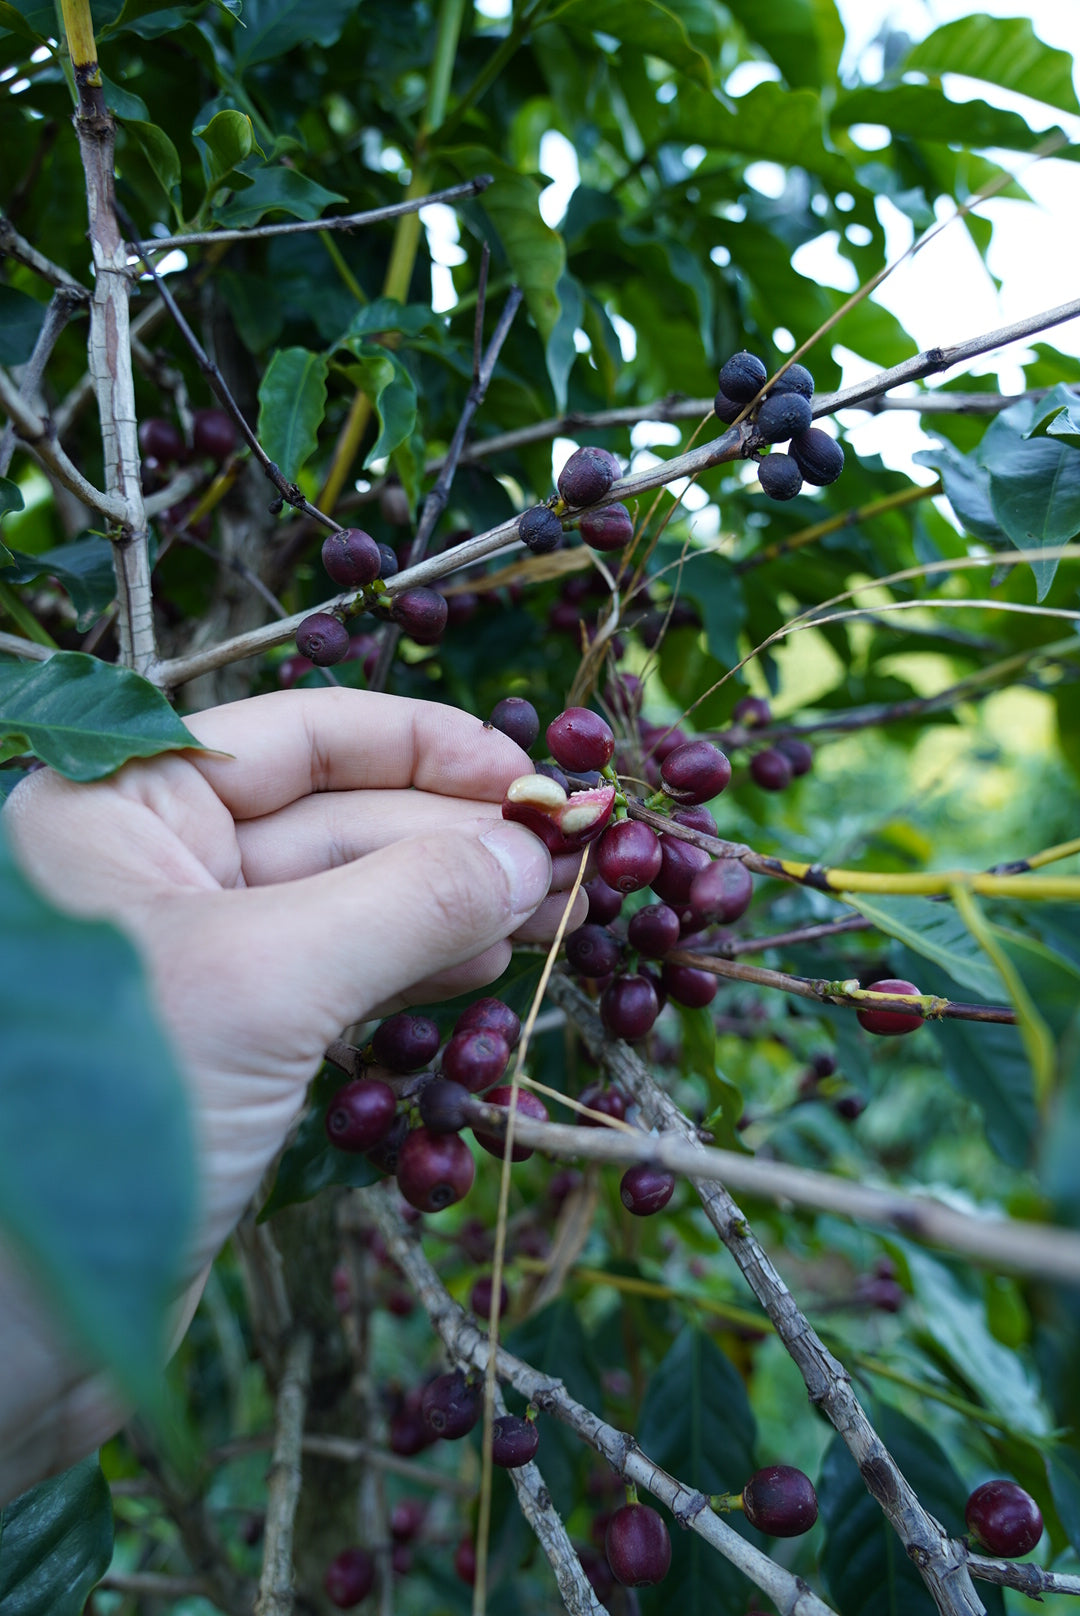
[3,2,1080,1613]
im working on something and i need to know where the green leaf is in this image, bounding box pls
[934,1015,1037,1168]
[0,652,202,780]
[985,427,1080,601]
[214,167,347,228]
[259,1066,382,1219]
[723,0,843,90]
[342,299,445,343]
[0,477,23,566]
[905,15,1080,117]
[845,894,1005,1001]
[0,0,51,42]
[912,442,1004,543]
[339,346,417,468]
[1045,1444,1080,1559]
[1025,382,1080,451]
[832,84,1071,157]
[548,0,719,89]
[123,120,182,209]
[682,555,746,669]
[0,820,195,1409]
[2,536,116,628]
[256,347,329,482]
[505,1299,602,1413]
[670,81,855,189]
[545,270,583,413]
[0,285,47,367]
[0,1457,113,1616]
[232,0,360,71]
[193,109,258,194]
[96,0,194,34]
[445,149,565,348]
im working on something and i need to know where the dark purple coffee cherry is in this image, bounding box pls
[776,735,813,776]
[758,453,803,502]
[418,1077,473,1134]
[965,1480,1043,1557]
[421,1368,481,1439]
[325,1080,397,1152]
[489,696,540,751]
[547,707,616,772]
[713,388,742,424]
[605,1503,672,1586]
[580,1545,616,1603]
[856,979,923,1036]
[536,760,571,795]
[790,427,845,486]
[578,1082,628,1125]
[454,1536,477,1585]
[566,923,622,978]
[627,903,681,957]
[470,1274,509,1317]
[442,1029,511,1093]
[473,1084,548,1161]
[396,1129,475,1212]
[519,505,564,553]
[834,1092,866,1121]
[491,1413,540,1468]
[732,695,771,729]
[321,527,381,589]
[620,1164,675,1215]
[601,975,660,1041]
[580,502,633,550]
[857,1274,906,1312]
[192,407,237,462]
[651,836,711,906]
[392,586,448,645]
[597,821,663,894]
[750,748,793,791]
[296,612,349,666]
[390,1498,426,1543]
[558,445,617,507]
[660,739,731,805]
[689,858,753,925]
[661,961,718,1009]
[811,1051,837,1078]
[584,875,624,926]
[366,1112,409,1176]
[372,1013,441,1073]
[755,392,813,443]
[672,804,718,836]
[455,997,521,1048]
[139,416,185,464]
[770,362,815,399]
[377,543,399,579]
[719,350,768,404]
[324,1546,375,1608]
[742,1465,819,1537]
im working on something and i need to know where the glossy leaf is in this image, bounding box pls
[724,0,843,89]
[933,1014,1037,1167]
[259,1066,382,1220]
[0,285,46,366]
[0,1457,113,1616]
[231,0,359,71]
[549,0,719,88]
[257,347,329,482]
[194,109,257,193]
[342,298,445,343]
[1026,383,1080,450]
[446,149,565,348]
[846,894,1004,1001]
[340,346,418,468]
[833,84,1069,155]
[671,80,854,188]
[123,119,181,208]
[905,15,1080,117]
[912,442,1004,543]
[2,536,116,628]
[214,167,347,228]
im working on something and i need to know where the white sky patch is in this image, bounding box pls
[421,202,467,314]
[552,435,579,486]
[724,60,781,97]
[474,0,511,16]
[607,307,637,361]
[539,129,579,228]
[744,161,787,199]
[791,232,859,293]
[631,421,682,450]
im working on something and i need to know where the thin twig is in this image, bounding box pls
[0,217,90,298]
[97,1571,214,1597]
[721,915,872,955]
[0,631,55,662]
[255,1329,312,1616]
[0,369,127,521]
[0,290,83,478]
[212,1431,474,1492]
[965,1552,1080,1597]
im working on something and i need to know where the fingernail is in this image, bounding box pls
[480,822,551,914]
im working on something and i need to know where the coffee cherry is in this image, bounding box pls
[377,542,399,579]
[580,1545,616,1603]
[605,1503,672,1586]
[454,1536,477,1585]
[770,362,815,399]
[322,527,381,589]
[470,1274,509,1316]
[492,1413,540,1468]
[650,836,711,905]
[584,875,624,926]
[558,445,617,507]
[620,1164,675,1215]
[579,1082,628,1125]
[324,1547,375,1608]
[672,804,718,836]
[489,696,540,751]
[689,858,753,925]
[712,388,742,424]
[856,979,923,1036]
[580,502,633,550]
[750,748,793,791]
[660,740,731,805]
[733,695,771,729]
[601,975,660,1041]
[547,707,616,772]
[391,1498,426,1543]
[396,1129,475,1212]
[325,1080,397,1152]
[834,1092,866,1121]
[661,961,718,1009]
[296,612,349,666]
[367,1113,410,1176]
[742,1465,819,1537]
[379,483,411,525]
[472,1085,548,1161]
[372,1013,441,1073]
[758,453,803,502]
[519,505,564,553]
[776,735,813,776]
[536,760,571,795]
[503,774,615,853]
[445,589,478,626]
[643,723,689,764]
[755,392,813,443]
[965,1480,1042,1557]
[719,351,768,404]
[421,1368,481,1439]
[392,586,448,645]
[566,923,622,978]
[811,1051,837,1078]
[455,997,521,1048]
[442,1029,511,1093]
[139,416,185,464]
[790,427,845,486]
[857,1274,906,1312]
[597,821,662,894]
[190,406,236,462]
[418,1077,473,1134]
[627,902,681,957]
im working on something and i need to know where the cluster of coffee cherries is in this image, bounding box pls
[713,348,845,503]
[292,525,448,668]
[517,444,631,557]
[139,407,239,539]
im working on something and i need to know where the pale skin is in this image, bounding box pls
[0,687,586,1505]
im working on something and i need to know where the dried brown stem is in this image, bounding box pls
[720,915,872,955]
[254,1329,312,1616]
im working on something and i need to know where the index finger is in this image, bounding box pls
[182,688,533,820]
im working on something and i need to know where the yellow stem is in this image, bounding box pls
[59,0,100,81]
[772,862,1080,900]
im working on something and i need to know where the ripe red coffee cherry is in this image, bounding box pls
[627,902,681,957]
[620,1164,675,1215]
[651,835,711,905]
[418,1077,473,1134]
[605,1503,672,1586]
[547,707,616,772]
[492,1413,540,1468]
[396,1129,475,1212]
[719,350,768,404]
[372,1013,441,1073]
[776,735,813,776]
[855,979,923,1037]
[519,504,564,553]
[578,1082,628,1124]
[566,923,622,978]
[322,527,381,589]
[489,696,540,751]
[138,416,185,463]
[392,586,448,644]
[391,1544,412,1576]
[601,974,660,1041]
[584,875,623,926]
[454,1536,477,1585]
[421,1369,481,1439]
[324,1547,375,1608]
[442,1029,511,1092]
[742,1465,819,1537]
[470,1274,509,1316]
[689,858,753,925]
[598,820,663,893]
[660,739,731,804]
[473,1085,548,1161]
[325,1080,397,1152]
[750,748,793,791]
[856,1274,906,1312]
[661,961,718,1009]
[558,445,617,506]
[733,695,771,729]
[192,407,237,462]
[455,996,521,1048]
[965,1480,1043,1557]
[296,612,349,666]
[672,804,718,836]
[580,501,633,550]
[390,1498,426,1542]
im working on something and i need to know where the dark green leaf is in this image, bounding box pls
[905,15,1080,117]
[683,555,746,669]
[1045,1445,1080,1558]
[2,536,117,628]
[214,167,347,228]
[193,108,258,193]
[671,81,855,188]
[0,1457,113,1616]
[340,346,417,468]
[0,286,47,367]
[232,0,359,71]
[985,428,1080,600]
[505,1299,601,1413]
[0,652,202,780]
[845,894,1004,1000]
[342,299,445,343]
[256,348,329,482]
[833,84,1070,156]
[912,442,1004,543]
[934,1015,1036,1168]
[545,270,583,413]
[723,0,843,90]
[0,0,51,40]
[446,149,565,347]
[123,119,182,208]
[259,1066,382,1219]
[548,0,719,88]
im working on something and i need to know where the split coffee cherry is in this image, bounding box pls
[455,996,521,1048]
[296,612,349,666]
[965,1480,1043,1558]
[718,350,767,404]
[392,586,448,645]
[489,696,540,751]
[605,1503,672,1586]
[441,1028,511,1092]
[421,1369,481,1439]
[620,1164,675,1216]
[472,1085,548,1161]
[580,501,633,550]
[741,1465,819,1537]
[627,902,681,957]
[470,1274,509,1316]
[192,407,237,462]
[661,961,718,1009]
[518,504,564,553]
[597,820,662,893]
[650,835,711,906]
[547,707,616,772]
[395,1128,475,1212]
[578,1082,628,1125]
[584,875,624,926]
[855,979,923,1037]
[491,1414,540,1468]
[750,748,793,792]
[418,1077,473,1134]
[689,858,753,925]
[372,1013,441,1073]
[732,695,771,729]
[324,1080,397,1152]
[660,739,731,804]
[776,735,813,776]
[558,445,617,507]
[321,527,382,589]
[324,1547,375,1608]
[565,923,622,978]
[601,974,660,1041]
